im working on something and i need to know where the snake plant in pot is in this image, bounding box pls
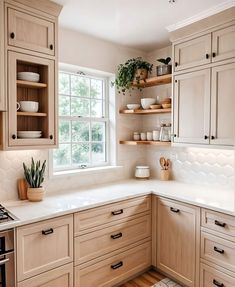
[23,158,46,202]
[115,57,153,95]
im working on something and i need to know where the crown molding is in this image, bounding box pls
[166,0,235,32]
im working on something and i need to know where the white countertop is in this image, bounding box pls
[2,179,235,231]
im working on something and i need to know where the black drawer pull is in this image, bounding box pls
[111,209,123,216]
[111,261,123,270]
[50,44,54,50]
[212,52,216,58]
[111,232,122,240]
[42,228,54,235]
[214,246,224,254]
[215,220,226,228]
[206,53,210,59]
[170,207,180,213]
[213,279,224,287]
[10,32,15,39]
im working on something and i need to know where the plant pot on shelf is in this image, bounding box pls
[156,65,172,76]
[134,68,148,81]
[27,187,45,202]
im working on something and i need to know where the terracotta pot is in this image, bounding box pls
[27,187,45,202]
[134,68,148,81]
[160,169,170,181]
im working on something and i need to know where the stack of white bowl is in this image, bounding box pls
[17,131,42,139]
[17,72,40,83]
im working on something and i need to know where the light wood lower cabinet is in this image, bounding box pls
[17,214,73,281]
[75,241,151,287]
[200,263,235,287]
[157,198,200,287]
[17,263,73,287]
[75,213,151,265]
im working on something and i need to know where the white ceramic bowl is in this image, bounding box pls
[17,72,40,83]
[19,101,39,112]
[127,104,141,110]
[141,98,156,110]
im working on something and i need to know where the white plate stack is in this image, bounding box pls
[17,72,40,83]
[17,131,42,139]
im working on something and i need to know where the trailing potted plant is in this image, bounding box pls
[156,57,172,76]
[115,57,153,94]
[23,158,46,202]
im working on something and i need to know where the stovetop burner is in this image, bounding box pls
[0,205,15,223]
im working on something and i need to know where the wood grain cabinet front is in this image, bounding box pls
[7,7,55,56]
[157,198,200,287]
[74,213,151,265]
[17,263,73,287]
[17,215,73,282]
[75,241,151,287]
[0,0,5,111]
[74,196,151,236]
[174,34,211,71]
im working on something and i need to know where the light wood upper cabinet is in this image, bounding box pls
[174,34,211,71]
[212,25,235,63]
[7,51,56,149]
[17,215,73,282]
[7,7,55,56]
[0,0,5,111]
[173,69,211,144]
[210,62,235,146]
[157,198,200,287]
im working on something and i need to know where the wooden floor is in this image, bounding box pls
[120,269,165,287]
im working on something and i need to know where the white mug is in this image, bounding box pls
[153,130,160,141]
[17,101,39,112]
[147,132,153,141]
[140,132,146,141]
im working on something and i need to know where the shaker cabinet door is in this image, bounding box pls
[7,8,55,56]
[173,69,211,144]
[0,0,5,111]
[210,62,235,146]
[174,34,211,71]
[212,25,235,63]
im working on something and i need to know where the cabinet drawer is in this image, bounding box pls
[200,263,235,287]
[17,215,73,281]
[201,232,235,272]
[75,214,151,265]
[74,196,151,235]
[18,263,73,287]
[174,34,211,71]
[7,7,55,56]
[201,209,235,239]
[75,241,151,287]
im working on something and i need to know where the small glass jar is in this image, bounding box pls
[160,124,170,142]
[133,132,140,141]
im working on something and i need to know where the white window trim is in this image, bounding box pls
[49,63,118,178]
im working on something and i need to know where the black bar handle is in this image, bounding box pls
[170,207,180,213]
[42,228,54,235]
[215,220,226,228]
[214,246,224,254]
[213,279,224,287]
[111,209,123,216]
[111,232,122,240]
[111,261,123,270]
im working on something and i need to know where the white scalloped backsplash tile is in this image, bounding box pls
[147,148,234,190]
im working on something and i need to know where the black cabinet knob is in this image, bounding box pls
[175,62,178,67]
[204,135,208,140]
[12,134,16,140]
[49,44,54,50]
[206,53,209,59]
[211,136,215,140]
[10,32,15,39]
[212,52,216,58]
[50,135,53,140]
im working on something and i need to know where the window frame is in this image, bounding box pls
[53,68,110,173]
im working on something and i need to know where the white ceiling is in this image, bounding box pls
[53,0,234,52]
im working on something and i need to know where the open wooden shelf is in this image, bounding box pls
[132,74,172,88]
[119,108,171,115]
[119,140,171,146]
[17,80,47,89]
[17,112,47,117]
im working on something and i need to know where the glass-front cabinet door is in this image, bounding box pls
[8,51,56,148]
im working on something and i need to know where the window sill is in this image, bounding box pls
[50,165,123,179]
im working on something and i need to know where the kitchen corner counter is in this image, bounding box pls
[2,179,235,231]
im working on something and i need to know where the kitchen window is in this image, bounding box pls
[53,69,110,172]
